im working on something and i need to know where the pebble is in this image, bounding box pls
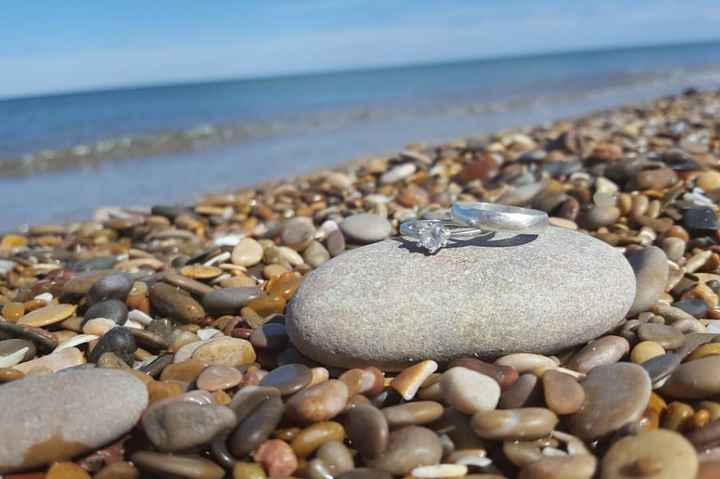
[0,369,147,473]
[230,395,285,457]
[440,367,501,414]
[471,408,559,440]
[382,401,444,427]
[94,462,139,479]
[498,373,541,409]
[287,228,634,369]
[253,439,298,477]
[304,241,331,268]
[131,452,225,479]
[282,217,316,250]
[519,455,596,479]
[88,326,136,364]
[637,323,685,349]
[250,322,289,351]
[380,162,416,184]
[661,237,686,262]
[684,207,719,232]
[83,299,128,326]
[160,359,208,383]
[163,271,213,296]
[231,238,264,267]
[17,304,76,328]
[87,273,133,304]
[192,337,256,367]
[202,287,263,315]
[149,283,206,324]
[626,246,669,315]
[337,469,392,479]
[662,355,720,399]
[316,440,354,474]
[339,214,392,244]
[412,464,469,478]
[566,335,630,373]
[601,429,697,479]
[290,421,345,458]
[259,363,312,395]
[391,360,438,400]
[286,379,349,423]
[0,339,36,363]
[196,365,245,391]
[344,405,389,459]
[631,340,666,364]
[542,370,585,415]
[368,426,442,476]
[449,357,518,389]
[13,347,86,374]
[46,462,92,479]
[569,363,651,440]
[142,401,236,451]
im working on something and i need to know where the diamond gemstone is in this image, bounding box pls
[418,222,450,253]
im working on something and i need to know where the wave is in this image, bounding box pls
[2,65,720,178]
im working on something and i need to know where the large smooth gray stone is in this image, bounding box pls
[287,227,635,370]
[0,368,148,473]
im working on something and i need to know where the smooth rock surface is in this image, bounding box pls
[287,227,635,369]
[0,368,148,473]
[626,246,668,316]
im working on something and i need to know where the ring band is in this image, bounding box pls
[451,201,549,235]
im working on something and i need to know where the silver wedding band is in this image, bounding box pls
[400,201,548,253]
[451,201,549,235]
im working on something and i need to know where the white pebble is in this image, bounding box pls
[197,328,222,341]
[128,309,153,326]
[213,233,245,247]
[33,292,54,302]
[54,334,99,352]
[0,347,29,368]
[204,251,231,266]
[411,464,468,478]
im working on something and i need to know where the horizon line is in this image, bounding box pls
[3,36,720,102]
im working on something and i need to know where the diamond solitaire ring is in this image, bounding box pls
[399,219,489,254]
[400,202,549,253]
[451,201,549,235]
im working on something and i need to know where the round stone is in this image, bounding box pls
[637,323,685,350]
[83,299,128,326]
[285,379,349,424]
[565,335,630,373]
[232,238,264,267]
[382,401,444,427]
[88,326,137,364]
[626,246,669,316]
[471,408,558,440]
[287,227,635,369]
[344,405,389,460]
[142,401,236,452]
[196,365,245,391]
[340,214,392,244]
[17,304,76,328]
[88,273,133,304]
[316,441,354,474]
[0,369,148,473]
[381,163,416,184]
[542,369,585,415]
[259,364,312,395]
[662,356,720,399]
[192,337,256,367]
[368,426,442,476]
[202,287,263,316]
[282,217,316,250]
[149,283,206,324]
[569,363,651,440]
[131,452,225,479]
[230,395,285,458]
[440,367,501,414]
[601,429,698,479]
[290,421,345,459]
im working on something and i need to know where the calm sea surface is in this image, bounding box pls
[3,41,720,229]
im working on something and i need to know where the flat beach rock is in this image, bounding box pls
[0,368,148,473]
[287,227,635,370]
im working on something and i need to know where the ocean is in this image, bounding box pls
[3,41,720,230]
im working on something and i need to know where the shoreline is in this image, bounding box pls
[0,89,719,476]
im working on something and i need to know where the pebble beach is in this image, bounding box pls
[3,88,720,478]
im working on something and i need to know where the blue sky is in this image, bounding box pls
[1,0,719,98]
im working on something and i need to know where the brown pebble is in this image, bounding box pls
[192,337,256,367]
[344,405,389,460]
[290,421,346,458]
[94,462,139,479]
[131,451,225,479]
[382,401,444,427]
[254,439,298,477]
[542,370,586,415]
[391,360,438,400]
[160,359,209,383]
[286,379,349,424]
[518,454,596,479]
[46,462,91,479]
[196,365,245,391]
[0,368,24,382]
[471,408,559,440]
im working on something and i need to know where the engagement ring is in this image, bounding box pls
[400,202,549,253]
